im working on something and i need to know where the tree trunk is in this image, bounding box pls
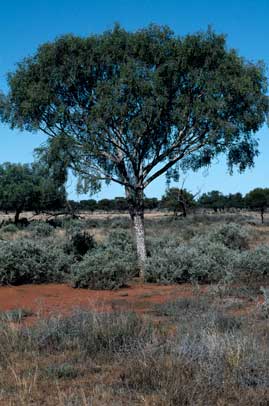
[126,187,147,280]
[14,209,21,225]
[132,211,147,278]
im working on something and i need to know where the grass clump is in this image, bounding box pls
[0,308,33,322]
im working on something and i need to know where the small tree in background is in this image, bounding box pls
[161,187,195,217]
[198,190,227,212]
[0,162,66,224]
[226,192,245,211]
[1,25,268,276]
[245,188,269,223]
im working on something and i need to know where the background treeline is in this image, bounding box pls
[70,188,269,218]
[0,163,269,223]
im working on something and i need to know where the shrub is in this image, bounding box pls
[106,229,134,252]
[70,246,136,289]
[234,245,269,281]
[110,217,130,229]
[28,222,54,237]
[0,223,18,234]
[0,239,73,285]
[203,223,250,250]
[145,239,234,284]
[66,230,95,258]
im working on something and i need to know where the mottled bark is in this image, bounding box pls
[132,212,146,278]
[126,187,147,279]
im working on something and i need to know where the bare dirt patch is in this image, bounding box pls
[0,282,205,322]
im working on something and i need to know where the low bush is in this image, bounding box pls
[66,230,96,258]
[105,229,134,251]
[27,222,55,237]
[0,223,18,234]
[70,245,136,289]
[202,222,250,250]
[0,239,73,285]
[110,217,130,229]
[234,245,269,282]
[145,239,234,284]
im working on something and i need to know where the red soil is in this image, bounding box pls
[0,282,200,322]
[0,282,260,325]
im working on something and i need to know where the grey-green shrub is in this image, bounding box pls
[234,245,269,281]
[106,229,134,251]
[0,239,73,285]
[145,237,234,284]
[0,223,18,234]
[202,223,250,250]
[70,246,136,289]
[28,222,55,237]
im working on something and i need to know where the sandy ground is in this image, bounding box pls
[0,282,207,322]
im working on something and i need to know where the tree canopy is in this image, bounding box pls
[161,187,195,216]
[1,24,268,271]
[245,188,269,223]
[0,162,66,223]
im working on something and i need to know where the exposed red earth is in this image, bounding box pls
[0,283,197,318]
[0,282,261,325]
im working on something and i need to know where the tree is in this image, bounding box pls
[198,190,227,212]
[1,25,268,276]
[144,197,159,210]
[79,199,97,212]
[161,187,195,217]
[0,162,66,223]
[245,188,269,224]
[97,199,115,211]
[113,197,129,211]
[226,192,245,210]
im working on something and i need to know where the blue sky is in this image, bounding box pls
[0,0,268,200]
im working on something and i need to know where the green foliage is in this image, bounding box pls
[1,25,267,209]
[198,190,227,211]
[245,188,269,222]
[70,246,135,289]
[161,187,195,216]
[0,224,18,233]
[197,223,250,250]
[235,245,269,281]
[0,239,73,285]
[106,229,134,251]
[68,230,96,258]
[145,223,249,284]
[28,222,55,237]
[145,240,234,284]
[70,230,136,289]
[0,162,66,223]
